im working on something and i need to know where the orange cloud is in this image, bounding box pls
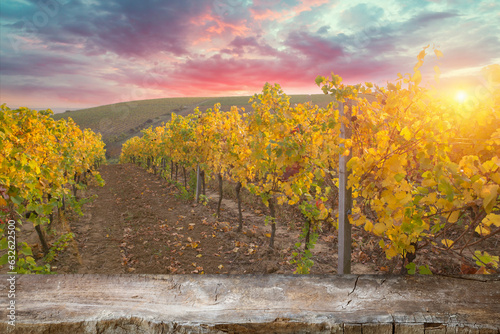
[206,19,249,36]
[189,13,250,46]
[191,13,249,36]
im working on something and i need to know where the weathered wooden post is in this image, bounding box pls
[338,100,353,274]
[195,164,201,203]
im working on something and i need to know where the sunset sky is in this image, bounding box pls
[1,0,499,112]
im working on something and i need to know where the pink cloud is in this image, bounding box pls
[250,8,286,21]
[250,0,330,22]
[293,0,331,13]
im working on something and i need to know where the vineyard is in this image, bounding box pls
[1,47,499,275]
[0,105,106,273]
[53,94,333,162]
[121,48,500,274]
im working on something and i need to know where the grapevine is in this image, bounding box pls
[0,105,106,273]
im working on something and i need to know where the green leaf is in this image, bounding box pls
[11,196,23,205]
[474,250,499,268]
[43,203,55,215]
[0,253,8,265]
[20,242,33,256]
[413,195,423,204]
[394,173,405,182]
[438,180,454,201]
[315,76,325,87]
[0,237,7,249]
[418,265,432,275]
[35,205,44,215]
[406,262,416,275]
[417,187,429,194]
[26,256,36,264]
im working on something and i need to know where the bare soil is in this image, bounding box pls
[29,163,374,275]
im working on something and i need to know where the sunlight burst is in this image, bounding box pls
[455,90,468,103]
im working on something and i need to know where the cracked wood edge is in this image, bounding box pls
[0,274,499,333]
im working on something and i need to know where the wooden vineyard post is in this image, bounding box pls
[195,164,201,203]
[338,100,353,274]
[161,158,166,179]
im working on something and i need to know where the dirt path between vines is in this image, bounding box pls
[52,163,381,275]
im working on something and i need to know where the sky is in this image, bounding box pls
[0,0,499,112]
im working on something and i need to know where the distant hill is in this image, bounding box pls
[52,94,335,161]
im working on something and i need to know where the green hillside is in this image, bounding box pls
[52,97,209,141]
[53,94,335,161]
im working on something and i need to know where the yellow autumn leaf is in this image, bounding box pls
[364,221,373,232]
[351,214,366,226]
[386,155,404,173]
[491,172,500,185]
[318,208,328,220]
[386,246,398,258]
[417,47,427,61]
[412,70,422,86]
[448,210,460,223]
[400,127,412,141]
[422,179,437,187]
[481,185,499,213]
[441,239,454,248]
[373,223,386,235]
[482,213,500,227]
[475,225,490,236]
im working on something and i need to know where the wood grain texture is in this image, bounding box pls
[0,274,499,333]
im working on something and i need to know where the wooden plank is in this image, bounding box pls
[0,275,498,333]
[396,323,425,334]
[363,323,394,334]
[345,323,362,334]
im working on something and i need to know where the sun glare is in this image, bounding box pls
[455,90,468,103]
